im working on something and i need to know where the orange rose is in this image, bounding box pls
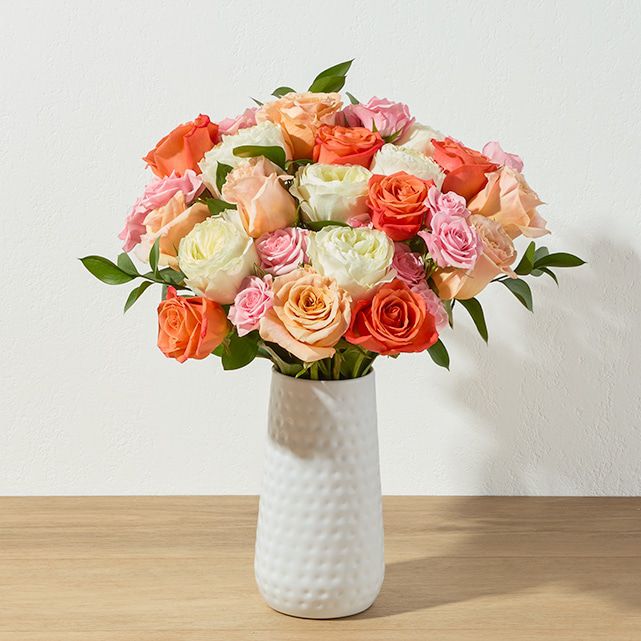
[432,137,498,202]
[256,92,342,159]
[313,125,384,168]
[222,157,297,238]
[467,166,549,239]
[345,280,438,355]
[368,171,433,240]
[259,268,351,362]
[157,287,228,363]
[143,114,219,178]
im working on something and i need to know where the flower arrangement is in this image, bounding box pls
[82,61,584,379]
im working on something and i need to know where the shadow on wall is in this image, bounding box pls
[444,237,641,496]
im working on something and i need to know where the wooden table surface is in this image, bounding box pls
[1,496,640,640]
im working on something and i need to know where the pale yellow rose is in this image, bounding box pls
[135,192,209,269]
[256,92,343,159]
[259,268,351,362]
[432,215,517,300]
[468,166,549,239]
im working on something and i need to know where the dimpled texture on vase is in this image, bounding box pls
[254,370,385,618]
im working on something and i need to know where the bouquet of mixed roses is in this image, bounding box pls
[82,61,583,379]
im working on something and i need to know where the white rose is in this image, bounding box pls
[178,210,258,304]
[290,164,371,223]
[370,143,445,188]
[397,122,445,156]
[198,122,288,195]
[308,226,396,301]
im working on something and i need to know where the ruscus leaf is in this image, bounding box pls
[117,252,138,275]
[233,145,286,169]
[204,198,236,216]
[458,297,488,342]
[309,60,354,91]
[149,237,160,275]
[428,339,450,370]
[124,281,153,312]
[272,86,295,97]
[515,242,536,276]
[80,256,136,285]
[345,91,360,105]
[534,252,586,269]
[215,162,233,193]
[500,277,533,311]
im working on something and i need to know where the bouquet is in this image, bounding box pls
[82,60,584,379]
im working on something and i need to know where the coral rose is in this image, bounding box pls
[432,137,498,201]
[345,280,438,356]
[467,166,549,239]
[144,114,219,178]
[157,287,228,363]
[368,171,433,241]
[222,157,297,238]
[259,268,351,362]
[313,125,384,168]
[257,92,342,159]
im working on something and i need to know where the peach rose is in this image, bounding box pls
[257,92,342,159]
[143,114,219,178]
[432,137,498,202]
[431,214,517,300]
[259,268,351,362]
[467,166,549,239]
[345,280,438,355]
[157,287,229,363]
[313,125,384,168]
[222,157,297,238]
[135,192,210,269]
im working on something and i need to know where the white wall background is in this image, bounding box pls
[1,0,640,496]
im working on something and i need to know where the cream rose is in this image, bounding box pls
[290,163,371,223]
[369,144,445,187]
[259,267,351,362]
[307,225,396,300]
[397,122,445,156]
[198,122,289,195]
[177,210,258,304]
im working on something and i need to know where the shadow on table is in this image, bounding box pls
[359,238,641,619]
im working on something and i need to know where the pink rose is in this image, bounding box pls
[218,107,258,137]
[411,281,449,330]
[392,243,425,287]
[118,170,204,251]
[338,97,414,140]
[347,213,374,228]
[482,141,524,172]
[419,212,482,270]
[228,275,274,336]
[255,227,310,276]
[426,186,469,225]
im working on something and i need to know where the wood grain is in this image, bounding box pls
[1,496,640,640]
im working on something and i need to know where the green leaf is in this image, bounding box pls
[156,267,186,286]
[515,241,536,276]
[221,331,259,370]
[124,281,153,313]
[204,197,236,215]
[442,299,454,328]
[149,237,160,275]
[428,339,450,370]
[233,145,286,169]
[250,97,263,106]
[458,297,488,343]
[216,162,233,193]
[534,246,549,263]
[309,59,354,92]
[345,91,360,105]
[534,252,586,269]
[117,252,138,275]
[538,266,559,285]
[80,256,136,285]
[285,158,313,171]
[303,219,350,231]
[500,277,533,311]
[309,75,346,93]
[272,86,295,97]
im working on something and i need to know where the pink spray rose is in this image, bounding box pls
[411,281,449,330]
[426,185,470,225]
[255,227,310,276]
[218,107,258,137]
[338,97,414,139]
[118,170,204,251]
[419,212,482,270]
[482,141,524,172]
[392,243,425,287]
[347,212,374,228]
[228,275,274,336]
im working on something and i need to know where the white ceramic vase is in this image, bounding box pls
[254,370,385,619]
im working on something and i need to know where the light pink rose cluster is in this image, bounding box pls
[228,275,274,336]
[338,97,414,139]
[255,227,310,276]
[119,170,204,251]
[218,107,258,136]
[482,141,524,172]
[420,187,482,270]
[411,281,449,330]
[392,243,425,287]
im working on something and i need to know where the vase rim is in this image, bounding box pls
[271,367,374,385]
